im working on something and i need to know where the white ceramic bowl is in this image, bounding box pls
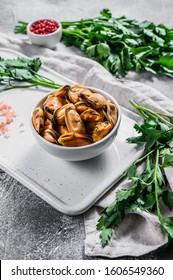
[27,19,62,49]
[30,86,121,161]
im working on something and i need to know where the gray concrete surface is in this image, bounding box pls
[0,0,173,259]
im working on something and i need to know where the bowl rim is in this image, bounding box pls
[30,86,122,151]
[27,19,62,37]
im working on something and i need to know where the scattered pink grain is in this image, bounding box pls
[19,122,24,127]
[0,121,8,134]
[0,100,16,136]
[4,132,11,138]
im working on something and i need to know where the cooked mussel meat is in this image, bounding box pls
[92,121,113,142]
[65,88,80,104]
[75,100,94,113]
[58,132,92,147]
[42,129,59,144]
[43,96,66,119]
[80,108,103,122]
[104,101,118,125]
[65,84,92,104]
[70,84,92,96]
[97,109,105,122]
[65,107,85,134]
[85,121,98,135]
[79,92,106,110]
[53,103,75,125]
[57,125,69,135]
[53,85,70,98]
[32,107,44,133]
[44,118,54,130]
[87,93,107,109]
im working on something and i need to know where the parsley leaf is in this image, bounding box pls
[162,154,173,167]
[162,191,173,211]
[100,9,112,19]
[99,227,112,247]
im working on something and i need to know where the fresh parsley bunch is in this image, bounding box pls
[97,100,173,247]
[0,57,61,92]
[14,9,173,79]
[61,9,173,78]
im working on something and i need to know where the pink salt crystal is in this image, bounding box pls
[6,117,13,124]
[19,122,24,127]
[4,132,11,138]
[0,100,16,136]
[0,121,8,133]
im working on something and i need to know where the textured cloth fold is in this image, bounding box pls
[0,32,173,258]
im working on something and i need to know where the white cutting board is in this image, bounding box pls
[0,48,143,215]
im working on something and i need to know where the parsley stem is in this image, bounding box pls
[154,148,162,218]
[158,112,173,119]
[129,99,173,127]
[31,70,58,84]
[134,148,155,165]
[0,73,10,77]
[141,107,172,127]
[29,78,62,89]
[18,21,28,24]
[0,83,38,92]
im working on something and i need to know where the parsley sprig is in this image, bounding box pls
[0,57,62,92]
[97,100,173,247]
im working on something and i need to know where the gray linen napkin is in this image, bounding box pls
[0,33,173,258]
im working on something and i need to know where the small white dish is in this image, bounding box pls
[27,19,62,49]
[30,86,122,161]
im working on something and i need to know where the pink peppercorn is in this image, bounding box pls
[30,19,60,35]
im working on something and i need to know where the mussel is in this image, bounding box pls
[58,132,92,147]
[57,125,69,135]
[44,118,54,130]
[53,103,75,125]
[32,107,44,133]
[42,129,59,144]
[65,84,92,104]
[79,92,106,110]
[80,108,103,122]
[53,85,70,98]
[92,121,113,142]
[70,84,92,96]
[43,95,66,119]
[104,101,118,125]
[87,93,107,109]
[65,107,85,134]
[75,100,94,113]
[97,109,105,122]
[85,121,98,135]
